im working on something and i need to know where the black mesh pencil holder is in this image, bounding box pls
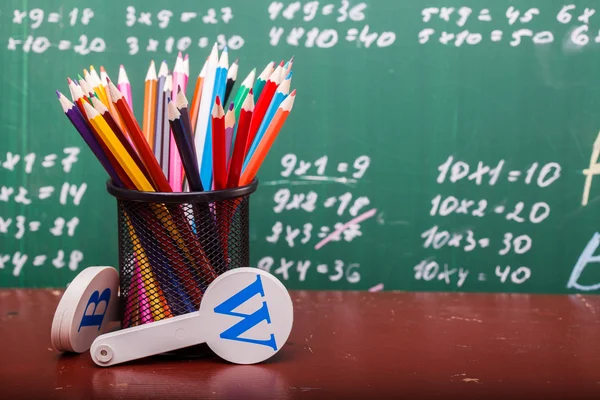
[106,180,258,329]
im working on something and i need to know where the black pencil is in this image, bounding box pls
[224,58,238,104]
[168,100,203,191]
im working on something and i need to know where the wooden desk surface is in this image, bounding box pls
[1,289,600,399]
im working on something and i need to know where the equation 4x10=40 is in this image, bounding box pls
[414,260,531,287]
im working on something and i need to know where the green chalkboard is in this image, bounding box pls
[1,0,600,293]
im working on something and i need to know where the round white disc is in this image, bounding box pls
[52,266,120,353]
[199,268,293,364]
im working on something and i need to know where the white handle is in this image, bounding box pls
[90,311,204,367]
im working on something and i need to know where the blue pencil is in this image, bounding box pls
[243,72,291,170]
[200,47,228,189]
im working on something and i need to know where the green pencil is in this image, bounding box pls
[232,68,256,119]
[253,61,275,102]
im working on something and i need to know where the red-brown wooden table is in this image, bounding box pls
[1,289,599,399]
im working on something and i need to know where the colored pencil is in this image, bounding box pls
[99,66,109,87]
[142,61,158,148]
[224,102,235,166]
[245,62,285,154]
[176,88,194,139]
[100,66,127,134]
[194,43,219,189]
[78,76,93,98]
[170,53,186,191]
[183,53,190,90]
[227,90,254,188]
[161,75,173,180]
[224,58,238,104]
[200,47,228,190]
[285,55,294,77]
[83,101,154,191]
[189,59,207,134]
[168,100,203,192]
[232,68,255,120]
[211,97,227,191]
[154,61,169,162]
[107,80,172,192]
[118,64,133,109]
[240,90,296,186]
[243,72,291,170]
[214,47,229,104]
[90,96,152,183]
[57,91,123,186]
[89,66,109,106]
[172,52,186,96]
[254,61,275,102]
[69,78,90,116]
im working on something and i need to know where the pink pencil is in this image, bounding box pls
[118,64,133,109]
[169,52,186,191]
[224,102,236,168]
[183,53,190,90]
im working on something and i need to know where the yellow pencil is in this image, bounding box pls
[124,214,172,320]
[89,66,109,107]
[83,101,154,191]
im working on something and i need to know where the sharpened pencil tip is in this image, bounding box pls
[216,96,221,106]
[120,64,124,69]
[229,102,234,111]
[178,51,182,58]
[279,60,285,67]
[56,90,61,98]
[67,77,72,84]
[184,53,189,60]
[290,89,297,95]
[249,88,253,95]
[100,66,106,72]
[223,46,228,53]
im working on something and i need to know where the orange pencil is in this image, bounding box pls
[107,80,172,192]
[240,90,296,186]
[189,58,208,134]
[143,61,158,148]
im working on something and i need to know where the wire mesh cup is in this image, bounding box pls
[106,179,258,329]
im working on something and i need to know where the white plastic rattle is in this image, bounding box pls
[90,267,294,366]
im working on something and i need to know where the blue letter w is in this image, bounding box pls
[78,288,111,332]
[214,274,277,351]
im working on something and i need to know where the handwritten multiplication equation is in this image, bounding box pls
[419,5,600,47]
[0,250,84,278]
[268,1,396,48]
[258,153,375,285]
[6,6,245,55]
[413,155,562,289]
[1,147,87,278]
[257,257,361,284]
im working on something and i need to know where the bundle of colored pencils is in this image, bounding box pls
[57,44,296,194]
[56,45,296,327]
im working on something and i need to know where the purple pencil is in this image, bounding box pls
[224,102,236,167]
[57,91,124,186]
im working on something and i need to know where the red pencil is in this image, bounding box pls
[212,97,227,190]
[245,62,284,155]
[227,90,254,188]
[107,80,172,192]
